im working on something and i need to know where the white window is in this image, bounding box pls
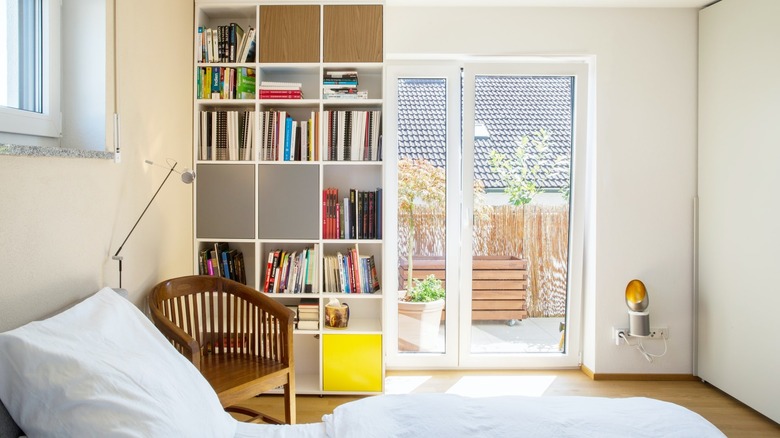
[0,0,61,139]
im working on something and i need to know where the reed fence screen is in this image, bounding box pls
[398,204,569,317]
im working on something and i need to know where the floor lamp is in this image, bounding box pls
[112,160,195,289]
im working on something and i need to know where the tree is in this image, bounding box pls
[397,158,445,290]
[397,158,487,290]
[488,128,569,205]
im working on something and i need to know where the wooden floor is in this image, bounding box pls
[235,369,780,437]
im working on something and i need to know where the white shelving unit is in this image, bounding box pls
[193,1,384,395]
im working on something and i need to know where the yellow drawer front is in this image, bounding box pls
[323,334,382,392]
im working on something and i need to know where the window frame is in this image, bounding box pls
[0,0,61,140]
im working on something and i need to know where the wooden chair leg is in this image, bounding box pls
[225,406,283,425]
[284,375,296,425]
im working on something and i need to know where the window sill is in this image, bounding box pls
[0,143,115,160]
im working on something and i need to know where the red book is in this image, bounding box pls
[322,189,328,239]
[329,188,337,239]
[336,199,341,240]
[259,90,302,99]
[263,251,274,292]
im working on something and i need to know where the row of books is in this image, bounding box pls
[198,242,247,285]
[258,110,320,162]
[294,299,319,330]
[322,70,367,99]
[263,246,319,294]
[322,245,380,294]
[197,67,255,100]
[259,81,303,100]
[197,23,255,63]
[199,110,255,161]
[323,187,383,240]
[324,110,382,161]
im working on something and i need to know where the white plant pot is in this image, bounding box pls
[398,296,444,352]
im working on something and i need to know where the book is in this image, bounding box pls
[229,22,244,63]
[239,27,255,62]
[297,309,319,321]
[236,68,255,99]
[260,81,303,89]
[323,70,358,80]
[296,320,319,331]
[234,251,246,284]
[283,116,293,161]
[368,255,380,292]
[259,90,302,99]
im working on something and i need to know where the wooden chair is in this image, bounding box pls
[148,275,296,424]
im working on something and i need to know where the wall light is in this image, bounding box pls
[625,279,650,337]
[111,160,195,288]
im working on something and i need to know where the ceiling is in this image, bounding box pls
[387,0,715,7]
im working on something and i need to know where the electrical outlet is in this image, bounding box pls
[648,327,669,340]
[613,327,668,345]
[613,327,628,345]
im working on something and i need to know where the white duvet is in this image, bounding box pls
[0,289,725,438]
[234,393,725,438]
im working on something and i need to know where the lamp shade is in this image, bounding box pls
[625,279,648,312]
[625,279,650,337]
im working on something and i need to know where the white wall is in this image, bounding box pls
[698,0,780,423]
[385,6,698,374]
[0,0,193,332]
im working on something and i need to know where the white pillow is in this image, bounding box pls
[0,287,237,438]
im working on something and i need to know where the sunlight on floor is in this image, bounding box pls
[385,375,433,394]
[384,374,557,397]
[446,375,557,397]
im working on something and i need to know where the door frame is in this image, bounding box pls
[384,57,593,369]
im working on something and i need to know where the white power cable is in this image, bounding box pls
[618,332,668,363]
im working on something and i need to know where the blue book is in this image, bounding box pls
[283,116,293,161]
[221,251,231,280]
[211,67,221,95]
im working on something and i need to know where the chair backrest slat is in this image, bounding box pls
[149,275,293,364]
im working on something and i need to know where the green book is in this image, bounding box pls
[236,68,256,100]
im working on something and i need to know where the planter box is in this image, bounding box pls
[400,256,528,322]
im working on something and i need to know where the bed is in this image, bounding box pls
[0,288,725,438]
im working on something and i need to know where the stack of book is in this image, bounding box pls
[323,110,382,161]
[198,242,247,285]
[322,187,382,240]
[322,243,380,294]
[296,299,319,330]
[198,109,255,161]
[197,23,255,63]
[197,67,255,100]
[258,81,303,100]
[258,110,320,161]
[322,70,367,99]
[263,246,319,294]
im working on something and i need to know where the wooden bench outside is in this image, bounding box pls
[400,255,528,322]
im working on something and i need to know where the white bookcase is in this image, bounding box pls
[193,1,384,395]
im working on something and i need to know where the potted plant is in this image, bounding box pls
[398,274,446,351]
[396,158,487,351]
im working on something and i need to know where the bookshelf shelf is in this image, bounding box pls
[194,0,384,396]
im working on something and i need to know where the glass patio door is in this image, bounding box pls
[386,64,462,368]
[385,60,589,369]
[459,62,587,368]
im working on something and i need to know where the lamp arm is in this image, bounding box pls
[113,163,177,259]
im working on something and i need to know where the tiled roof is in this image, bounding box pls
[397,76,573,190]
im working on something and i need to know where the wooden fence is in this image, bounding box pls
[399,204,569,317]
